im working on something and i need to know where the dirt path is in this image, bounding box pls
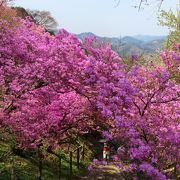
[78,162,126,180]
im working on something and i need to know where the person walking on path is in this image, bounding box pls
[103,142,110,161]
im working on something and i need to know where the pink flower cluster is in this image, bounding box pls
[0,5,179,179]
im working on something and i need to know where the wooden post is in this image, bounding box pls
[10,159,15,180]
[58,156,62,180]
[174,162,177,179]
[82,145,85,161]
[38,148,43,180]
[69,152,73,180]
[77,148,80,169]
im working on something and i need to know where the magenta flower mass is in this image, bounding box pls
[0,3,179,179]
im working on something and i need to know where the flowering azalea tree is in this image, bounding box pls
[0,0,16,25]
[0,4,179,180]
[160,43,180,82]
[101,63,179,179]
[0,13,131,150]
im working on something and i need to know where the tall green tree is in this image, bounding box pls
[158,9,180,48]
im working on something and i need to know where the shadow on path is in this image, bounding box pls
[78,162,126,180]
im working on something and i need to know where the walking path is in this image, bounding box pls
[79,162,126,180]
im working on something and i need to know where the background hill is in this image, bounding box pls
[132,35,167,42]
[77,32,167,55]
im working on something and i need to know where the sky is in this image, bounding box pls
[14,0,179,37]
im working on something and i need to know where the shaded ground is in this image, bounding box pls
[79,162,126,180]
[0,140,88,180]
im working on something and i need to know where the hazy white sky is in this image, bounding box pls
[14,0,179,37]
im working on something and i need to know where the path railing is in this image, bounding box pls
[69,145,85,179]
[47,144,87,180]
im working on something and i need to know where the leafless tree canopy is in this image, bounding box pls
[27,10,58,30]
[0,0,13,6]
[114,0,164,11]
[137,0,164,11]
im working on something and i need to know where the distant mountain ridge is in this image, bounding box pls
[132,35,167,42]
[77,32,167,55]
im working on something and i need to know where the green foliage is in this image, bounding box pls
[158,9,180,48]
[122,53,149,71]
[0,139,89,180]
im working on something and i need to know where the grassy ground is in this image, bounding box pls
[0,140,89,180]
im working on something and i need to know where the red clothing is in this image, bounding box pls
[103,147,110,152]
